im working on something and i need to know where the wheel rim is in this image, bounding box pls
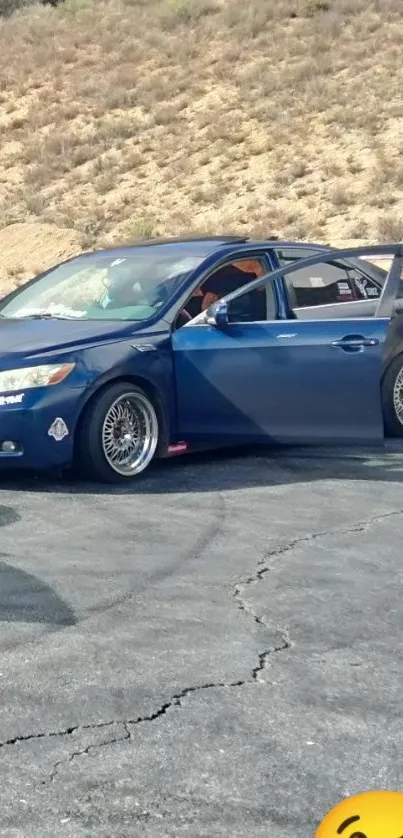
[101,392,158,477]
[393,367,403,426]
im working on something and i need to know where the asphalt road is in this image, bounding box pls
[1,443,403,837]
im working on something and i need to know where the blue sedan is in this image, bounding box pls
[0,234,402,483]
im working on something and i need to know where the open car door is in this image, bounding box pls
[171,245,403,446]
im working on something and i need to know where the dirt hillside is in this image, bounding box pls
[0,0,402,292]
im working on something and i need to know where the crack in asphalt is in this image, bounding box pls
[233,508,403,635]
[3,506,403,783]
[29,682,247,783]
[48,722,132,783]
[1,662,273,781]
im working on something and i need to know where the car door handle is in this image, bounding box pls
[332,335,379,350]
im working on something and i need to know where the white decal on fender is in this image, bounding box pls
[0,393,25,406]
[48,418,69,442]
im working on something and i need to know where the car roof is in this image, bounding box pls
[77,236,250,260]
[81,237,352,257]
[75,236,327,261]
[72,237,388,283]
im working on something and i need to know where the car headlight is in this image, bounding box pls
[0,363,75,393]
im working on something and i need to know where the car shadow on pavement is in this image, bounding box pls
[1,442,403,495]
[0,560,77,627]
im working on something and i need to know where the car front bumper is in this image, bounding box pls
[0,385,82,471]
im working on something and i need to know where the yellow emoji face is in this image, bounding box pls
[315,791,403,838]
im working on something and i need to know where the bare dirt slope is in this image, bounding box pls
[0,0,402,292]
[0,221,81,290]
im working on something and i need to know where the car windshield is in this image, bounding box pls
[0,249,206,321]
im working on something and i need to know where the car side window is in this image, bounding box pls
[224,258,275,322]
[178,256,275,325]
[226,282,275,323]
[276,248,381,308]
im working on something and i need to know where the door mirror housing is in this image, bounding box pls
[205,299,228,328]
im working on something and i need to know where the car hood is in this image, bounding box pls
[0,317,154,362]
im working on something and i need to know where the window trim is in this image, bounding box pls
[185,314,389,330]
[293,297,378,314]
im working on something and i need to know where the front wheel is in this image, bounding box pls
[382,353,403,437]
[76,382,159,483]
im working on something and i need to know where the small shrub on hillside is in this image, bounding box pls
[160,0,218,28]
[0,0,36,15]
[0,0,63,15]
[378,215,403,242]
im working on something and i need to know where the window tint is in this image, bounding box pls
[224,258,273,321]
[179,256,275,324]
[227,284,273,322]
[277,249,381,308]
[0,250,206,321]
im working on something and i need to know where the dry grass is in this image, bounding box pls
[0,0,403,287]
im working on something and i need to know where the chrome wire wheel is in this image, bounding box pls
[393,366,403,426]
[101,391,158,477]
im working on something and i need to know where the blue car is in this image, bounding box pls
[0,235,402,483]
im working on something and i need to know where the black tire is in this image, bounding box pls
[75,382,159,483]
[382,353,403,437]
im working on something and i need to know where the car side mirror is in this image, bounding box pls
[205,299,228,328]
